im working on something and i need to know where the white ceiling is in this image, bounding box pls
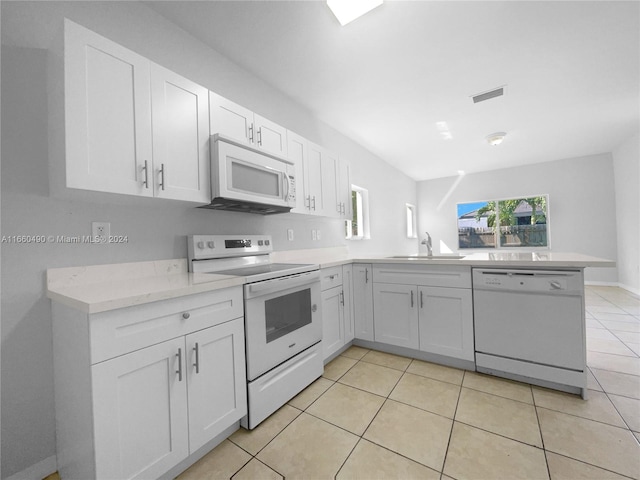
[146,0,639,181]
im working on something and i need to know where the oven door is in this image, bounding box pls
[213,138,295,208]
[244,270,321,381]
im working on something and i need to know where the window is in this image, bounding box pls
[457,195,549,249]
[406,204,417,238]
[345,185,370,240]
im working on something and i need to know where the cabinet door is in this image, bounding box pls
[343,265,355,343]
[186,318,247,452]
[65,19,152,197]
[322,286,345,360]
[151,64,210,203]
[419,287,474,361]
[337,159,352,220]
[92,337,188,479]
[322,150,340,218]
[373,283,419,349]
[209,92,253,146]
[254,114,287,157]
[287,131,310,213]
[306,143,325,216]
[353,264,374,341]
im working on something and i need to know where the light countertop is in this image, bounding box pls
[46,259,245,314]
[47,251,614,313]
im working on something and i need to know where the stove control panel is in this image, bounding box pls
[188,234,273,261]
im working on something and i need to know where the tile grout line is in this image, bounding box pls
[439,369,466,477]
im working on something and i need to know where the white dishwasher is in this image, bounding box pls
[473,268,587,397]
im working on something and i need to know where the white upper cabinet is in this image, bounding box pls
[306,142,326,216]
[209,92,287,158]
[286,131,310,214]
[151,64,210,203]
[65,19,152,197]
[322,149,340,218]
[337,159,352,220]
[64,20,210,203]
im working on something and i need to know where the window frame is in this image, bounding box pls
[406,203,417,239]
[346,184,370,240]
[456,194,550,251]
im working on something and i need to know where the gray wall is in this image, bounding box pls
[416,154,619,284]
[1,2,417,477]
[612,133,640,294]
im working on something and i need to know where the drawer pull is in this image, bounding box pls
[182,312,190,319]
[176,348,183,382]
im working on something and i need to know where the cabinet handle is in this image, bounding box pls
[193,342,200,374]
[420,291,424,309]
[365,268,369,284]
[257,127,262,146]
[312,196,316,211]
[337,202,341,213]
[248,124,254,143]
[176,348,183,382]
[159,163,165,191]
[305,195,311,209]
[142,160,149,189]
[411,290,414,308]
[340,291,344,305]
[182,312,190,319]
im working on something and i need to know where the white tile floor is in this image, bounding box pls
[177,286,640,480]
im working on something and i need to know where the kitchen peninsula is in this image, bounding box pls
[46,249,613,479]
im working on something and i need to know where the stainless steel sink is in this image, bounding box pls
[388,255,466,260]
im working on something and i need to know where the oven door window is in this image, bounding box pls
[264,288,312,343]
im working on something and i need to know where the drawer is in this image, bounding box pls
[90,286,243,364]
[320,266,343,291]
[373,264,471,289]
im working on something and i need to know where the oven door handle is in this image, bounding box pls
[245,270,320,298]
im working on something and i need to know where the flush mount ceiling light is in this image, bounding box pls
[486,132,507,146]
[327,0,383,26]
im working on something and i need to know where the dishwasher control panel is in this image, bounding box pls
[473,268,582,293]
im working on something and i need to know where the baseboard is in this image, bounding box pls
[584,280,640,297]
[5,455,57,480]
[584,281,619,287]
[618,283,640,297]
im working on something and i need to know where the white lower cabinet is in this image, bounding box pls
[371,264,474,361]
[52,287,246,480]
[320,266,354,360]
[92,337,189,479]
[419,286,474,361]
[353,264,374,341]
[373,283,419,349]
[322,286,345,359]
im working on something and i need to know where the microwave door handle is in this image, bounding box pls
[283,174,289,200]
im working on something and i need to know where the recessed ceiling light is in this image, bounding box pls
[486,132,507,146]
[327,0,383,26]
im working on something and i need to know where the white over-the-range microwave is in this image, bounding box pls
[200,135,297,214]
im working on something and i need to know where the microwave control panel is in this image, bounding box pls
[288,175,296,203]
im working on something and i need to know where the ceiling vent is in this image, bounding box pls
[472,86,506,104]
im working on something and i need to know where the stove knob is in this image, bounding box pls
[258,240,264,246]
[197,241,205,249]
[265,240,270,246]
[207,241,215,249]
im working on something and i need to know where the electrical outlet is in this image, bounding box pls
[312,229,317,241]
[316,229,321,240]
[92,222,110,243]
[287,229,294,241]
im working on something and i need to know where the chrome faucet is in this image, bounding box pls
[421,232,433,256]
